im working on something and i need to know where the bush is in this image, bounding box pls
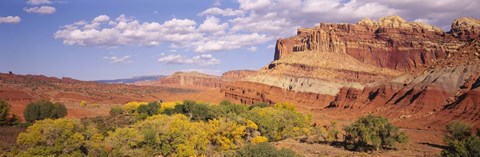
[311,121,339,143]
[219,100,248,115]
[441,121,480,157]
[16,118,87,156]
[229,142,299,157]
[137,101,159,117]
[343,115,408,151]
[248,102,269,110]
[241,103,311,141]
[163,100,218,121]
[0,100,10,125]
[133,114,210,156]
[109,106,124,116]
[23,100,67,123]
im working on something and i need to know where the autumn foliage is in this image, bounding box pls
[9,100,307,156]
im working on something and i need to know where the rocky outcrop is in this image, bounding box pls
[221,70,257,81]
[225,16,480,130]
[450,17,480,41]
[274,16,472,72]
[144,72,224,88]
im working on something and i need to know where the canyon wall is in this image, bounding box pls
[225,16,480,129]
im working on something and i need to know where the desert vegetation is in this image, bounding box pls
[0,99,419,156]
[23,100,67,123]
[441,121,480,157]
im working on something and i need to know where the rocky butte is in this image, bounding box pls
[224,16,480,130]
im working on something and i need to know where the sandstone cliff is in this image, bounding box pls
[225,16,480,130]
[137,71,224,88]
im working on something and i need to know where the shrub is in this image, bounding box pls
[137,101,159,117]
[219,100,248,115]
[248,102,269,110]
[250,136,268,144]
[441,121,480,157]
[311,121,339,143]
[109,106,124,116]
[343,115,408,151]
[163,100,218,121]
[133,114,210,156]
[23,100,67,123]
[16,118,86,156]
[229,142,299,157]
[0,100,10,125]
[241,103,311,141]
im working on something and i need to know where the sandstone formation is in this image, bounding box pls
[225,16,480,130]
[221,70,257,81]
[136,71,224,88]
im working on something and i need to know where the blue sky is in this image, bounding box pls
[1,0,479,80]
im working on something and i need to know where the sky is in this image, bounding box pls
[0,0,479,80]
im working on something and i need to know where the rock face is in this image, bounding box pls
[221,70,257,81]
[225,16,480,130]
[274,16,476,71]
[140,72,224,88]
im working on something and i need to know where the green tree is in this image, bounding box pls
[137,101,160,119]
[229,142,299,157]
[23,100,67,122]
[441,121,480,157]
[219,100,248,115]
[16,118,86,157]
[343,115,408,151]
[0,100,10,125]
[165,100,218,121]
[248,102,269,110]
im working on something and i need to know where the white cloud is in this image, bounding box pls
[93,15,110,23]
[158,54,220,66]
[238,0,272,10]
[55,15,203,47]
[55,0,480,54]
[27,0,51,5]
[55,14,272,52]
[0,16,21,24]
[194,33,271,52]
[198,16,229,34]
[247,47,257,52]
[24,6,56,14]
[198,7,244,16]
[103,55,133,64]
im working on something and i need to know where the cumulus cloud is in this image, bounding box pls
[55,14,272,52]
[194,33,271,52]
[158,54,220,66]
[198,16,229,34]
[198,7,244,16]
[0,16,21,24]
[54,15,202,47]
[225,0,480,35]
[27,0,51,5]
[103,55,133,64]
[24,6,56,14]
[55,0,480,54]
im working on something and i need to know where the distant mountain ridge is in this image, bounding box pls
[96,75,165,84]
